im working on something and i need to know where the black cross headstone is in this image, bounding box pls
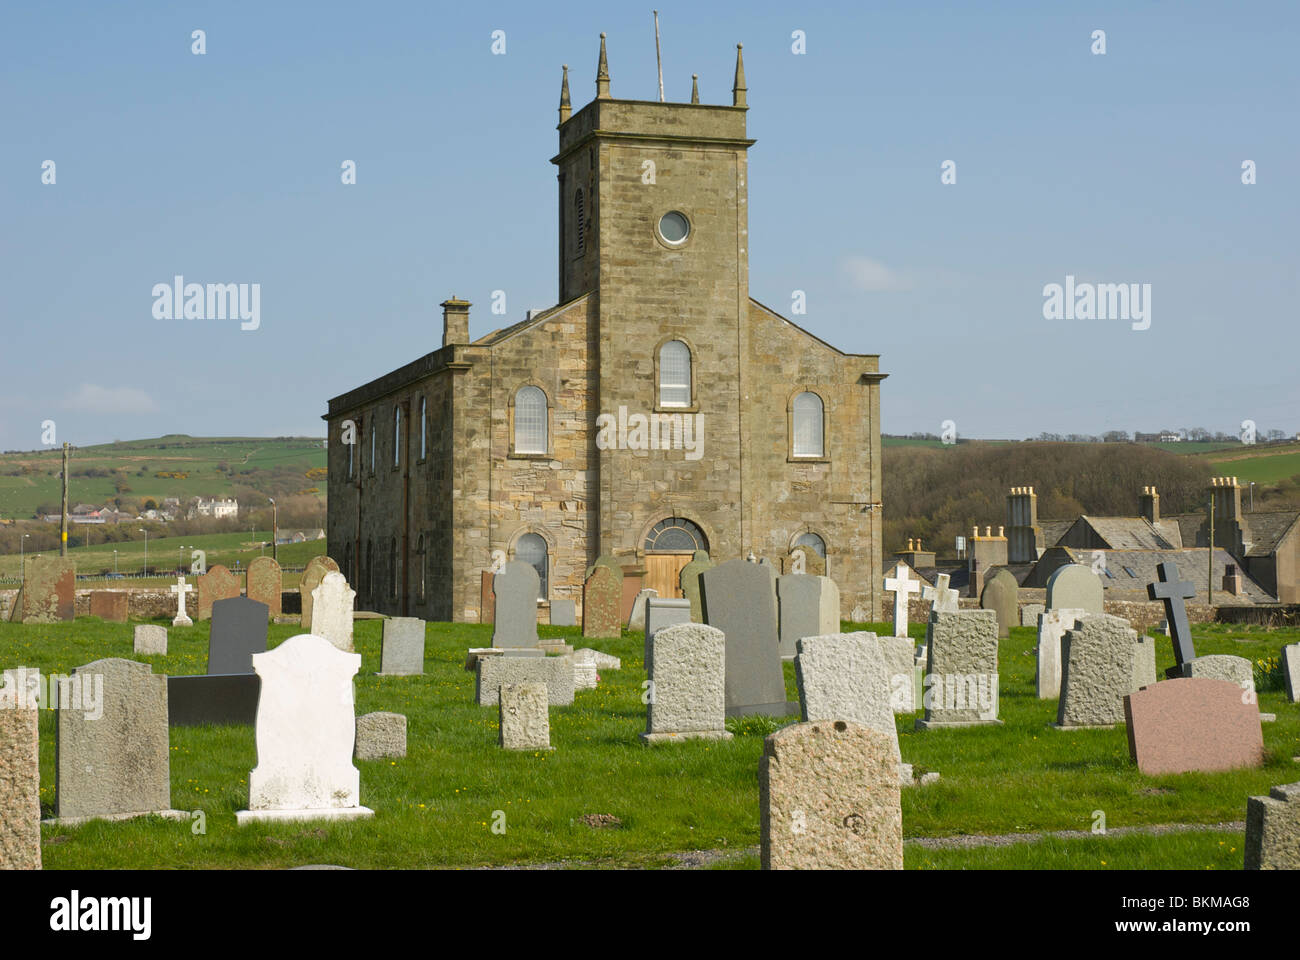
[1147,561,1196,678]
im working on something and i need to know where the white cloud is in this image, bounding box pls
[842,256,912,292]
[65,384,159,415]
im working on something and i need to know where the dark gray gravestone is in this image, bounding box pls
[549,598,576,627]
[167,674,261,726]
[492,561,540,649]
[1147,561,1197,679]
[208,597,269,675]
[700,558,798,718]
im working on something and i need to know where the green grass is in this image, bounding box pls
[1206,446,1300,485]
[4,617,1296,869]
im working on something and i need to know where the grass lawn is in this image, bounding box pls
[1206,447,1300,485]
[3,616,1295,869]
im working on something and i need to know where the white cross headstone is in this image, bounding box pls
[170,576,194,627]
[921,573,959,614]
[884,566,921,638]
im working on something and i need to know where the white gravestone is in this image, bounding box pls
[170,576,194,627]
[921,573,959,614]
[884,566,921,638]
[311,571,356,652]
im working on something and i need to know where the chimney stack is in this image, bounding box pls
[441,297,470,346]
[1139,485,1160,523]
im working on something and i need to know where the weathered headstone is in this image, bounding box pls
[476,655,574,706]
[645,598,692,651]
[236,634,373,824]
[642,622,731,742]
[678,550,713,622]
[979,569,1018,639]
[89,590,128,622]
[582,564,622,640]
[571,648,598,690]
[1045,563,1104,615]
[1132,634,1158,690]
[21,556,76,623]
[549,598,576,627]
[759,720,903,870]
[777,575,840,659]
[920,572,959,615]
[1056,614,1140,728]
[795,633,900,759]
[917,610,1000,728]
[627,588,656,631]
[1035,607,1085,699]
[1245,782,1300,870]
[379,617,425,675]
[1147,561,1197,678]
[55,658,182,823]
[170,575,194,627]
[492,560,540,649]
[355,712,407,760]
[196,564,239,621]
[480,569,496,624]
[247,556,283,617]
[883,566,921,639]
[1019,603,1044,627]
[1283,644,1299,703]
[877,635,919,714]
[208,597,270,675]
[0,671,41,868]
[300,555,340,632]
[133,624,168,655]
[701,558,797,717]
[1124,677,1264,775]
[311,571,356,652]
[500,683,552,751]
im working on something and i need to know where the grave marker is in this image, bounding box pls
[884,566,921,638]
[311,571,356,652]
[208,597,269,675]
[0,671,41,868]
[917,610,1000,728]
[379,617,425,675]
[492,560,540,649]
[21,556,76,623]
[1124,677,1264,775]
[1244,782,1300,870]
[1056,614,1140,728]
[1146,561,1197,678]
[196,564,239,621]
[1035,608,1085,699]
[246,556,283,617]
[678,550,713,621]
[170,575,194,627]
[300,555,340,632]
[979,569,1018,639]
[777,575,840,659]
[642,622,731,742]
[133,624,168,656]
[500,683,552,751]
[581,564,621,640]
[1045,563,1103,615]
[701,558,797,717]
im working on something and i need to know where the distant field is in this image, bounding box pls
[1203,443,1300,485]
[1148,441,1241,454]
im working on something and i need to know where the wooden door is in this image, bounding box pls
[645,553,693,599]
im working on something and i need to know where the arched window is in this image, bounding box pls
[793,532,826,558]
[792,392,825,458]
[575,189,586,254]
[516,533,548,599]
[644,516,708,553]
[419,396,427,460]
[514,386,548,454]
[393,406,402,466]
[658,340,691,408]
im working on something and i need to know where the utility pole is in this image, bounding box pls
[60,441,70,557]
[1207,495,1215,605]
[654,11,664,102]
[269,498,278,562]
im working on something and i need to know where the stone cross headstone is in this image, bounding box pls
[196,564,239,621]
[917,610,1000,728]
[311,571,356,652]
[246,556,283,617]
[1124,677,1264,776]
[379,617,426,675]
[300,555,340,632]
[55,658,180,822]
[884,566,921,638]
[1244,781,1300,870]
[492,560,540,649]
[759,720,903,870]
[236,634,373,824]
[678,550,713,622]
[499,683,552,751]
[133,624,168,655]
[0,671,41,868]
[1045,563,1103,615]
[170,575,194,626]
[21,556,76,623]
[776,575,840,659]
[1056,614,1141,728]
[208,597,270,675]
[581,564,622,640]
[794,633,900,761]
[1035,608,1085,699]
[701,558,797,717]
[1147,561,1197,678]
[642,622,731,742]
[979,568,1018,639]
[920,572,959,614]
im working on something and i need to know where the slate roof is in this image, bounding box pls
[1039,519,1074,547]
[1059,547,1274,603]
[1241,511,1300,557]
[1076,516,1178,550]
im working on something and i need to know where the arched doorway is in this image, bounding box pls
[643,516,708,599]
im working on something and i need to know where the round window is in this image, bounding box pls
[658,211,690,245]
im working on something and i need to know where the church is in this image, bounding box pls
[323,36,886,622]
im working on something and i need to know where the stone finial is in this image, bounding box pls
[559,64,571,123]
[985,526,992,538]
[907,538,914,550]
[596,33,611,99]
[691,73,699,104]
[917,539,923,551]
[972,526,979,538]
[732,43,746,107]
[997,526,1005,537]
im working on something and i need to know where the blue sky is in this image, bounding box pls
[2,1,1297,451]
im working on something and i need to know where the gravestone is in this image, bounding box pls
[627,588,656,631]
[571,648,598,690]
[1035,608,1085,699]
[1245,782,1300,870]
[355,712,406,760]
[678,551,713,622]
[133,624,168,655]
[311,571,356,652]
[196,564,239,621]
[782,547,826,577]
[247,556,283,617]
[1179,654,1254,697]
[480,569,496,624]
[794,633,900,760]
[0,671,41,868]
[759,720,903,871]
[581,565,622,640]
[1019,603,1044,627]
[701,558,797,717]
[236,634,373,824]
[209,597,269,675]
[170,575,194,627]
[1124,677,1264,775]
[920,572,959,615]
[642,622,731,742]
[476,655,574,706]
[1056,614,1140,728]
[1283,645,1299,703]
[492,561,540,649]
[884,566,921,639]
[500,683,552,751]
[299,555,340,632]
[619,567,645,625]
[645,598,692,651]
[549,598,576,627]
[21,556,76,623]
[168,673,260,727]
[979,569,1018,639]
[379,617,425,675]
[877,635,919,714]
[777,575,840,659]
[1133,634,1157,690]
[89,590,128,622]
[55,658,182,823]
[917,610,1000,728]
[1147,561,1197,678]
[1045,563,1104,615]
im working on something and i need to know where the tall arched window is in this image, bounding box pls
[575,189,586,254]
[419,396,427,459]
[393,406,402,466]
[516,533,548,599]
[792,392,825,458]
[514,386,548,454]
[658,340,691,407]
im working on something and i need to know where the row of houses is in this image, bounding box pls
[39,497,236,524]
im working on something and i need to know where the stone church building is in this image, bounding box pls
[324,37,885,622]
